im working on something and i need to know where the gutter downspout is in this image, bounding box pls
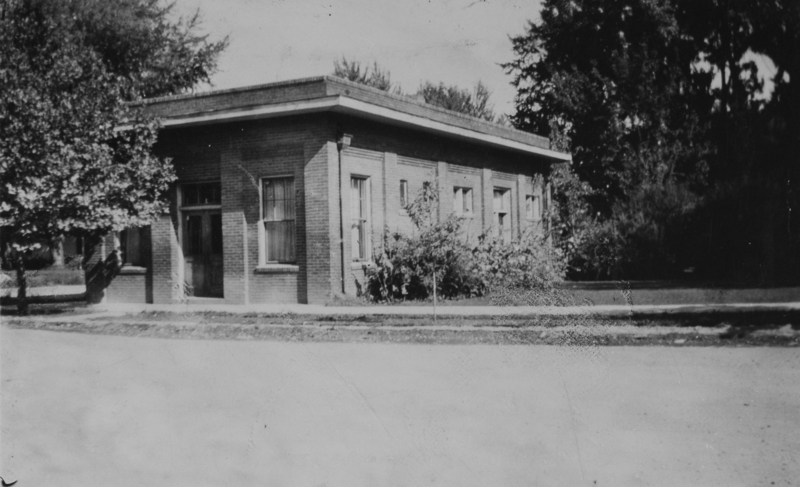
[336,134,352,294]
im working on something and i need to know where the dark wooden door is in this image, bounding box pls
[184,211,224,298]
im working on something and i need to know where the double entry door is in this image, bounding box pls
[183,211,223,298]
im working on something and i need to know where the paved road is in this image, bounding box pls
[2,327,798,486]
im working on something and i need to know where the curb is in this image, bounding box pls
[92,302,800,318]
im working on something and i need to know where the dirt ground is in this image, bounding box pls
[2,325,799,486]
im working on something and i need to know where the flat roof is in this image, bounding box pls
[136,76,571,161]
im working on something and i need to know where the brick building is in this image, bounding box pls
[86,76,570,304]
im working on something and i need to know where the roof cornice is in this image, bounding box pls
[137,77,571,161]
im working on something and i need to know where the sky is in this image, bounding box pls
[170,0,545,117]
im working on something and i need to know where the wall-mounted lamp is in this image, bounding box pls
[337,133,353,150]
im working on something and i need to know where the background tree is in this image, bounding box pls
[417,80,496,122]
[0,0,227,313]
[504,0,797,283]
[332,57,399,93]
[332,57,497,122]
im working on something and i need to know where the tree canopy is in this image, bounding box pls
[331,57,497,122]
[504,0,798,282]
[0,0,228,312]
[332,57,398,93]
[417,80,496,122]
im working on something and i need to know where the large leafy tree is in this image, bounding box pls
[505,0,797,282]
[504,0,712,202]
[0,0,228,313]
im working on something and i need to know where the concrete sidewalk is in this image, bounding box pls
[96,301,800,317]
[1,284,797,318]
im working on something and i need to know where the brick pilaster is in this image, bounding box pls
[221,149,249,304]
[150,200,182,304]
[304,139,338,304]
[437,161,449,222]
[517,174,527,239]
[481,167,493,232]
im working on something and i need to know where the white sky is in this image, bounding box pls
[171,0,545,117]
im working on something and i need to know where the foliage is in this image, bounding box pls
[505,0,799,283]
[565,182,699,280]
[332,57,399,93]
[366,183,565,302]
[1,0,226,312]
[366,182,476,301]
[331,57,499,122]
[7,0,231,100]
[504,0,711,203]
[417,80,496,122]
[548,158,700,280]
[470,233,565,295]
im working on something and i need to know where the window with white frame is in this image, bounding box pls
[453,187,473,216]
[120,227,144,266]
[400,180,409,208]
[351,177,370,261]
[493,188,511,242]
[526,194,541,221]
[262,177,296,263]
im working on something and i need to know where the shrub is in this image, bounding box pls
[365,183,477,302]
[470,232,566,295]
[366,182,566,302]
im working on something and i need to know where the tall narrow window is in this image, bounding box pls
[400,180,409,208]
[493,188,511,242]
[263,178,296,263]
[120,227,144,266]
[453,187,473,216]
[351,177,370,260]
[526,195,541,221]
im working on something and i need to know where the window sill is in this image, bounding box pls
[456,213,476,219]
[398,209,409,216]
[351,261,375,270]
[254,264,299,274]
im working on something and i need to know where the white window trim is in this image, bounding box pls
[526,194,542,222]
[259,175,296,266]
[493,187,512,242]
[453,186,474,217]
[400,179,409,209]
[350,176,372,262]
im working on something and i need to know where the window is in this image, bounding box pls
[493,188,511,242]
[526,195,541,221]
[262,177,296,263]
[400,180,409,208]
[182,182,221,206]
[453,187,473,216]
[120,227,144,266]
[351,177,370,260]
